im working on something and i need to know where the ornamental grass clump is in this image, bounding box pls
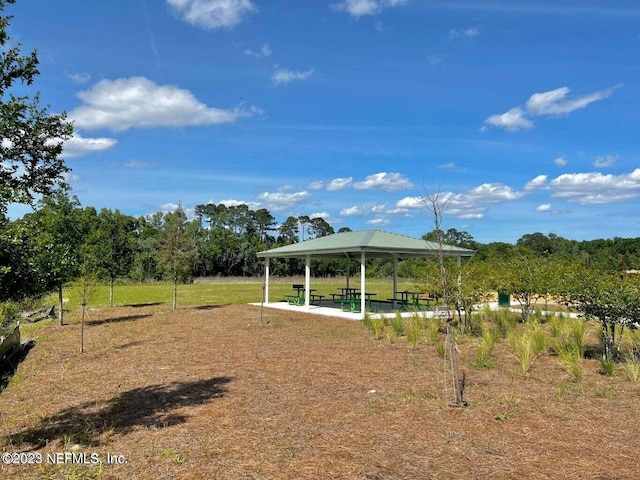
[475,324,500,370]
[496,308,518,338]
[405,315,422,349]
[390,314,405,337]
[556,341,583,382]
[508,323,547,376]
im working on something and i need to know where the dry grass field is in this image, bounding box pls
[1,303,639,479]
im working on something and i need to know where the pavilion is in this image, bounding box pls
[256,230,475,320]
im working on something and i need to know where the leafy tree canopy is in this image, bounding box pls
[0,0,73,212]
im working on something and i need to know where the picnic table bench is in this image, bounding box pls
[339,298,361,313]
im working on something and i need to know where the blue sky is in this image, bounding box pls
[7,0,640,243]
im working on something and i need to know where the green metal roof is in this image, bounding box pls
[257,229,475,259]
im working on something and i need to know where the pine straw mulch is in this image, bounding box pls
[1,303,639,480]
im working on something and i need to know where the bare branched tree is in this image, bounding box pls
[421,187,467,407]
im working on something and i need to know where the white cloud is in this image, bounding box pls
[524,174,548,191]
[354,172,413,191]
[272,68,314,85]
[426,54,445,66]
[308,181,324,190]
[484,85,619,131]
[256,191,311,211]
[438,162,456,169]
[483,107,533,131]
[124,160,155,168]
[70,77,259,132]
[62,133,118,158]
[61,172,81,183]
[550,169,640,205]
[367,217,392,227]
[159,202,181,212]
[327,177,353,191]
[218,199,260,208]
[526,86,617,116]
[395,179,532,219]
[245,43,272,57]
[554,156,569,167]
[64,71,91,84]
[340,202,387,216]
[536,203,553,212]
[167,0,257,30]
[449,26,479,39]
[332,0,406,18]
[593,154,618,168]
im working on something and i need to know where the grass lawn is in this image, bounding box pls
[54,278,421,310]
[1,300,639,479]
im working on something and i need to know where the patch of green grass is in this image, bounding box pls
[50,278,419,309]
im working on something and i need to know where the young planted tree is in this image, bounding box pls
[157,206,197,310]
[85,209,137,306]
[18,191,87,325]
[566,270,640,362]
[421,189,466,407]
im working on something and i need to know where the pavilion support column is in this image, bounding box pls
[305,254,311,311]
[346,254,350,289]
[264,257,270,303]
[392,254,398,304]
[360,251,366,318]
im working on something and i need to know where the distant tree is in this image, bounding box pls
[278,216,299,245]
[423,228,477,250]
[310,217,334,238]
[85,209,137,306]
[297,215,312,241]
[157,206,197,310]
[253,208,277,244]
[0,0,73,212]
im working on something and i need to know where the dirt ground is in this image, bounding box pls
[1,304,639,479]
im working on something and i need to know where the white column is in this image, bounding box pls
[360,251,366,317]
[346,255,350,289]
[305,255,311,310]
[264,257,270,303]
[393,255,398,305]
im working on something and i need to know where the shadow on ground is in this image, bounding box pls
[191,304,227,311]
[7,376,234,449]
[85,314,152,327]
[0,340,36,393]
[124,302,164,308]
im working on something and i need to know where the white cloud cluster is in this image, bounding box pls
[70,77,259,132]
[593,154,618,168]
[396,178,541,219]
[272,68,314,85]
[332,0,406,18]
[256,191,311,211]
[554,156,568,167]
[124,160,155,169]
[327,177,353,191]
[449,26,479,39]
[483,85,618,131]
[340,202,387,216]
[64,71,91,84]
[354,172,413,191]
[550,169,640,205]
[62,133,118,158]
[244,43,272,57]
[218,198,261,208]
[167,0,257,30]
